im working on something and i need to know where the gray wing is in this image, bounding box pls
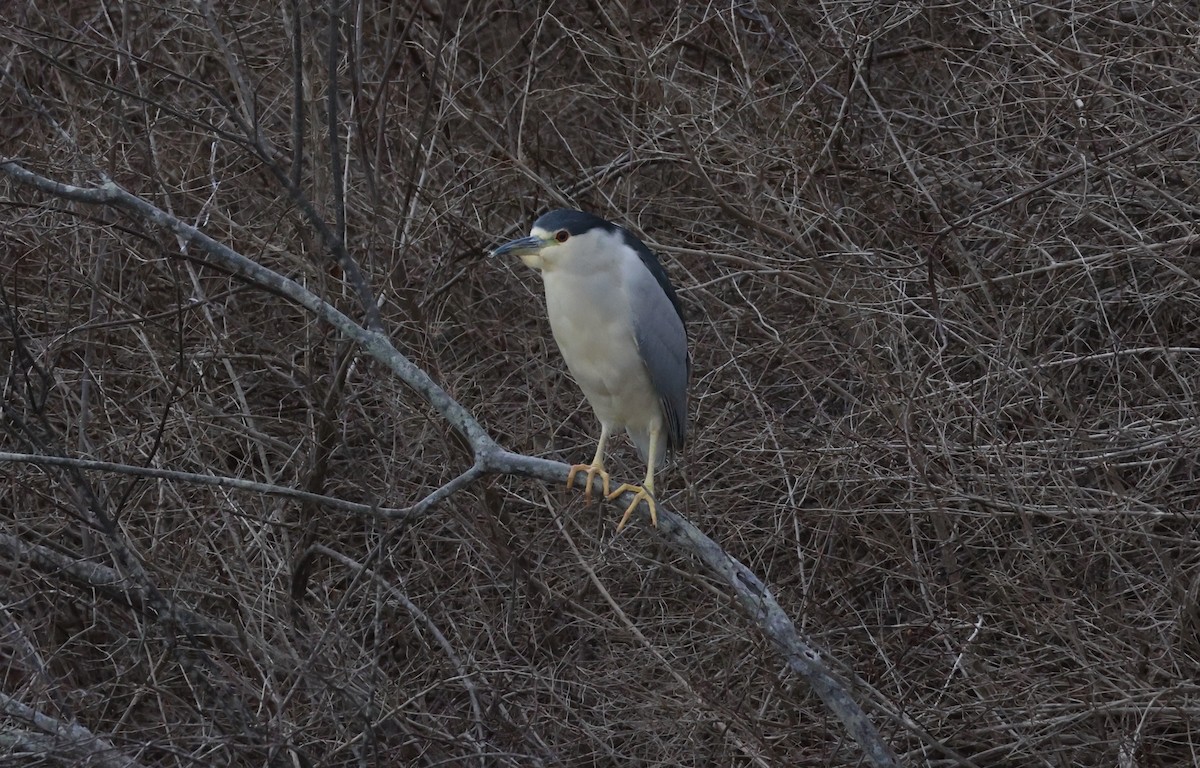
[626,249,689,452]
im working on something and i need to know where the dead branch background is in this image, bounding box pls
[3,1,1200,765]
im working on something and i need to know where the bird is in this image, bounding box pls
[492,209,689,531]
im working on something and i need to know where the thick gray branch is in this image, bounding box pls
[0,160,895,767]
[0,694,145,768]
[0,160,494,455]
[483,450,898,767]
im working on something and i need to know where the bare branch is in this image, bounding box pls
[0,693,145,768]
[0,160,494,454]
[2,159,896,766]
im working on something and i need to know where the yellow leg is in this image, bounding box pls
[608,429,660,531]
[566,424,611,502]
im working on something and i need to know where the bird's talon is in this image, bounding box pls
[608,483,657,531]
[567,463,610,503]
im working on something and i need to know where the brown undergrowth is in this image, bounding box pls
[2,1,1198,765]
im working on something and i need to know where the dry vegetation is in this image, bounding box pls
[3,1,1200,765]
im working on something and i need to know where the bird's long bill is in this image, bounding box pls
[490,234,545,258]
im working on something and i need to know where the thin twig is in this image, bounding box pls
[0,451,399,519]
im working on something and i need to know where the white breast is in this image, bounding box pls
[541,267,661,434]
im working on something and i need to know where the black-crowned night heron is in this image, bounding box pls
[493,209,689,531]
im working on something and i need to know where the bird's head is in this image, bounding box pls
[491,209,616,271]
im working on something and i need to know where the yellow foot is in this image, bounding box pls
[566,463,610,503]
[607,484,657,531]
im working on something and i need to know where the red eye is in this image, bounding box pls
[555,229,570,243]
